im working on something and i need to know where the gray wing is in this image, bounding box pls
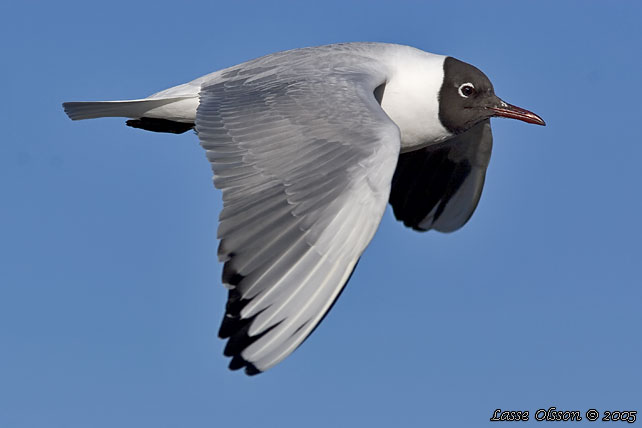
[389,119,493,232]
[196,58,400,374]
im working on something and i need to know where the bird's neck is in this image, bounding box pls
[379,48,453,152]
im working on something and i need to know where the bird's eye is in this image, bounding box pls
[458,83,475,98]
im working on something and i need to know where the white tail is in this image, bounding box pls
[62,96,195,121]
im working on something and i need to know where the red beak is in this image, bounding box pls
[489,101,546,126]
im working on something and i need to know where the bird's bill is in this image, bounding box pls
[489,100,546,126]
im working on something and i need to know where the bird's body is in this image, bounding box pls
[63,42,544,375]
[67,43,453,150]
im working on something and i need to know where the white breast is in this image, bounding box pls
[379,48,453,152]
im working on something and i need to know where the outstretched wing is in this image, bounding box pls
[196,57,400,374]
[389,119,493,232]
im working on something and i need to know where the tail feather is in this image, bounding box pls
[62,97,192,121]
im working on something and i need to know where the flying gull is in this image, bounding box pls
[63,42,545,375]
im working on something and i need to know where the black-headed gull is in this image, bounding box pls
[63,42,545,375]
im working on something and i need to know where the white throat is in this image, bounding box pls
[379,49,453,152]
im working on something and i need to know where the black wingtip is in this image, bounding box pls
[245,363,261,376]
[228,355,262,376]
[228,355,246,370]
[218,288,249,339]
[222,263,245,287]
[218,268,277,376]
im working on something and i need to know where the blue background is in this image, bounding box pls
[1,1,640,426]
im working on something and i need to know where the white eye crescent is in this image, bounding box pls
[458,83,475,98]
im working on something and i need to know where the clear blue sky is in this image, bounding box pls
[1,1,640,427]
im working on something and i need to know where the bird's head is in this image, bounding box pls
[438,57,545,134]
